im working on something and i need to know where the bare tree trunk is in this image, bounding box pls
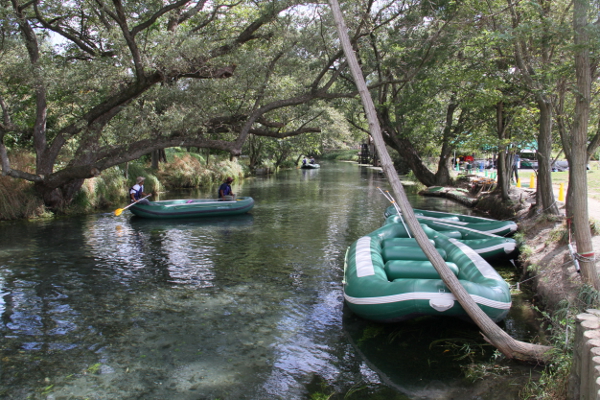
[536,99,559,215]
[569,0,600,288]
[151,150,159,169]
[329,0,552,363]
[494,102,511,201]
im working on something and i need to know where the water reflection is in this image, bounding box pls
[0,162,541,399]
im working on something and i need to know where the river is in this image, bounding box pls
[0,161,541,399]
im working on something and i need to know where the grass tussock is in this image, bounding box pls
[69,166,129,213]
[0,151,47,220]
[158,155,246,189]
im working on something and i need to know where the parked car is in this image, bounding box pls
[520,158,538,169]
[552,160,569,172]
[551,160,590,171]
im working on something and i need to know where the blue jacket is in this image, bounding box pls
[218,182,232,198]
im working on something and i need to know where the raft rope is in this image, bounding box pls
[377,187,412,238]
[535,200,558,216]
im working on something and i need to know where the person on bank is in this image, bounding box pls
[130,176,152,205]
[512,153,521,183]
[218,177,235,200]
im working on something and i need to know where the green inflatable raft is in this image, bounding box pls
[129,197,254,219]
[384,206,518,236]
[343,221,512,322]
[384,215,518,260]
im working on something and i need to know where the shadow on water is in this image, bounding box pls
[0,162,545,400]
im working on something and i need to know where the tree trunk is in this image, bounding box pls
[381,130,438,186]
[151,150,159,169]
[568,0,600,289]
[435,98,460,186]
[329,0,552,363]
[536,99,559,215]
[493,102,511,201]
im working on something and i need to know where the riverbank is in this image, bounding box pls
[421,181,600,399]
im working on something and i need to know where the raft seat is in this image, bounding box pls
[381,246,447,263]
[434,230,463,239]
[384,260,459,280]
[382,238,435,248]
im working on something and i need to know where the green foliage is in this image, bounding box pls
[522,288,600,399]
[403,171,426,194]
[160,154,212,188]
[321,149,359,161]
[70,167,128,213]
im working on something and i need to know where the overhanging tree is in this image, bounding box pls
[329,0,552,363]
[0,0,355,210]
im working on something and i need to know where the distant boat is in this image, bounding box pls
[384,206,518,236]
[129,197,254,219]
[343,220,512,323]
[301,163,320,169]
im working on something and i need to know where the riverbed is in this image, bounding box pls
[0,162,541,399]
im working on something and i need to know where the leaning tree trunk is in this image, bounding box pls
[328,0,552,363]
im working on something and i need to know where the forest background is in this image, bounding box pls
[3,0,600,397]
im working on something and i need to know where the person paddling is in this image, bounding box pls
[130,176,152,205]
[218,177,235,200]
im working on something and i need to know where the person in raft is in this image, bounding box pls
[218,177,235,200]
[310,156,315,164]
[130,176,152,205]
[302,157,307,166]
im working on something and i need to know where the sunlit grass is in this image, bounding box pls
[551,162,600,202]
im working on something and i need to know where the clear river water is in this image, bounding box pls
[0,161,542,400]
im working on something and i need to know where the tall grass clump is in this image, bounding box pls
[70,166,129,213]
[160,154,211,188]
[215,159,245,182]
[166,147,206,164]
[0,151,47,220]
[158,153,246,189]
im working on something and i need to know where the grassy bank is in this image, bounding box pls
[0,149,248,220]
[515,214,600,399]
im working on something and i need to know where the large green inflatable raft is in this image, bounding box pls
[384,206,518,237]
[343,221,512,322]
[384,215,518,260]
[129,197,254,219]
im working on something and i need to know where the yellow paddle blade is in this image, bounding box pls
[114,208,124,216]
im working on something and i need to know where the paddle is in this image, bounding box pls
[114,195,151,216]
